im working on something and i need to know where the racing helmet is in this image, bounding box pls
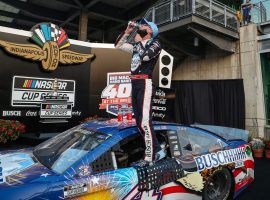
[139,18,159,38]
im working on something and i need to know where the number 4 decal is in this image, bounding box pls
[101,83,131,99]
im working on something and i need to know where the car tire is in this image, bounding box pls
[202,167,233,200]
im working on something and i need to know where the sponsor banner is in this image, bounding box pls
[40,103,72,118]
[194,147,248,171]
[152,87,175,122]
[12,76,75,107]
[0,110,82,117]
[100,72,132,116]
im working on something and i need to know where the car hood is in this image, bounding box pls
[0,149,55,188]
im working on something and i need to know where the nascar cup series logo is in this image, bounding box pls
[0,22,95,71]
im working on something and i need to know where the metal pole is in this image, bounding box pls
[170,0,174,22]
[224,7,227,27]
[152,7,155,23]
[260,2,263,23]
[210,0,212,21]
[192,0,196,14]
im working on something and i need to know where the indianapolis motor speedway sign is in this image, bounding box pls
[0,22,95,71]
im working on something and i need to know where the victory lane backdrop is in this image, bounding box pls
[0,30,92,134]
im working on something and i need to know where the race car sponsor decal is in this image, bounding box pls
[12,76,75,107]
[78,165,92,177]
[64,183,88,198]
[194,147,247,171]
[177,171,204,192]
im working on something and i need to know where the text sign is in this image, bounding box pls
[12,76,75,107]
[40,103,72,118]
[100,72,132,116]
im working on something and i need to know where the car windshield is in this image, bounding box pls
[33,125,111,173]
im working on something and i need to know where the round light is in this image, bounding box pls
[161,67,170,76]
[161,55,171,65]
[161,78,169,86]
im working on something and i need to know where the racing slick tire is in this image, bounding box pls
[202,167,233,200]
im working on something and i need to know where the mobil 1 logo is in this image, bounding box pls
[11,76,75,107]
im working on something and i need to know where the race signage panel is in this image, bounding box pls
[0,22,94,72]
[12,76,75,107]
[40,103,72,118]
[100,72,132,116]
[152,87,175,122]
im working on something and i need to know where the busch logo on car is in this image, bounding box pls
[194,147,247,171]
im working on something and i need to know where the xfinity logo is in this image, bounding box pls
[2,111,21,117]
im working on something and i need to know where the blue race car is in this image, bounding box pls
[0,119,254,200]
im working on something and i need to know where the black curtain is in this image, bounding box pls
[172,79,245,129]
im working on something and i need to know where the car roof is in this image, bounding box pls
[82,118,179,134]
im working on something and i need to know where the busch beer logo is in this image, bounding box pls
[100,72,132,116]
[194,147,247,171]
[0,23,95,71]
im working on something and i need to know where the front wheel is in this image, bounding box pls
[202,167,233,200]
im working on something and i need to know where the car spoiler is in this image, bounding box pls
[191,124,249,142]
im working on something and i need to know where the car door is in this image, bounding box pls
[53,127,141,200]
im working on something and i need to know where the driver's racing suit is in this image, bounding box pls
[115,33,162,162]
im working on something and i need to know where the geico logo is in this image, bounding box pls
[2,111,21,117]
[152,106,166,111]
[22,80,68,90]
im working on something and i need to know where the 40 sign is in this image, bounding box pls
[100,72,131,116]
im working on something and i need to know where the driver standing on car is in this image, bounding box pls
[115,19,166,167]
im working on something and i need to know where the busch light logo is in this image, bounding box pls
[194,147,247,171]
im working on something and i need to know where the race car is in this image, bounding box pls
[0,119,254,200]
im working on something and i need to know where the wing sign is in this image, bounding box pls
[59,50,95,64]
[0,40,46,61]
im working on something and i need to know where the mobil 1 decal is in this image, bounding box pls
[100,72,132,116]
[12,76,75,107]
[194,147,248,171]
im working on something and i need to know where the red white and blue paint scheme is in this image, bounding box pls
[0,119,254,200]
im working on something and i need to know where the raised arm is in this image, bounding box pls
[114,22,136,54]
[142,40,161,61]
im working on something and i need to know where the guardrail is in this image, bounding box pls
[251,0,269,24]
[145,0,238,31]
